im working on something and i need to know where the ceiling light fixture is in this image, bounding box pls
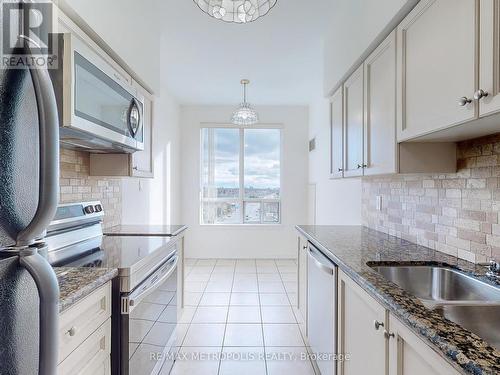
[231,79,259,125]
[193,0,277,23]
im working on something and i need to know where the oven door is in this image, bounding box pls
[121,253,179,375]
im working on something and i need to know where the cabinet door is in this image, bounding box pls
[397,0,477,141]
[364,31,398,176]
[479,0,500,116]
[330,87,344,178]
[338,270,387,375]
[131,85,154,178]
[388,314,460,375]
[297,235,308,336]
[343,66,364,177]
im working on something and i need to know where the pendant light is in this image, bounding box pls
[231,79,259,125]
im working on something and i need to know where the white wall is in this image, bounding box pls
[121,91,181,225]
[324,0,408,94]
[60,0,161,93]
[180,106,309,259]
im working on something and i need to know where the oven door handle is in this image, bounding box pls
[124,255,178,313]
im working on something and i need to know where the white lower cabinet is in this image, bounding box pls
[338,270,387,375]
[337,270,460,375]
[58,282,112,375]
[388,315,460,375]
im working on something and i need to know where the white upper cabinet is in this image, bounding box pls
[343,65,364,177]
[396,0,477,141]
[479,0,500,117]
[364,31,398,175]
[330,87,344,179]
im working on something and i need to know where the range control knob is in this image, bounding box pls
[84,205,95,214]
[94,204,103,213]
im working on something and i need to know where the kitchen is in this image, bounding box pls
[0,0,499,375]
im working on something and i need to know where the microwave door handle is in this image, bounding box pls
[16,35,60,246]
[126,255,178,311]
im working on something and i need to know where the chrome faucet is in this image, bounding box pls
[483,260,500,279]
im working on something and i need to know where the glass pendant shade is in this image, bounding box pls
[232,79,259,125]
[194,0,277,23]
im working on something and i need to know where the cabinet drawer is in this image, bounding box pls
[59,283,112,363]
[58,318,111,375]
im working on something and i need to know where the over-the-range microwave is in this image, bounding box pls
[50,33,144,153]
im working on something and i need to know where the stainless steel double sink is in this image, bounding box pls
[370,265,500,348]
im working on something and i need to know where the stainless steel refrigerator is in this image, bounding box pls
[0,31,61,375]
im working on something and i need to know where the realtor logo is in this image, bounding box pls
[1,0,57,68]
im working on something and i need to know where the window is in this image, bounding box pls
[201,126,281,224]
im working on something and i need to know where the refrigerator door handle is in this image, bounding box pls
[20,247,60,375]
[14,35,61,375]
[16,35,60,247]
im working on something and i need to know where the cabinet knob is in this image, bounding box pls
[67,326,77,337]
[357,164,362,169]
[374,320,384,330]
[133,166,138,170]
[384,330,395,339]
[337,168,343,172]
[474,89,489,100]
[458,97,472,106]
[302,245,308,250]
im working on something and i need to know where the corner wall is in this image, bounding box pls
[121,91,181,226]
[308,99,362,225]
[180,105,309,259]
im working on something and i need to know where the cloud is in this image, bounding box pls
[202,128,281,189]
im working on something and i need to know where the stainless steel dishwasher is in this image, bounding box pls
[307,242,337,375]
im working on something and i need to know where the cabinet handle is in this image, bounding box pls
[133,166,138,170]
[384,330,395,339]
[302,245,308,250]
[66,326,77,337]
[458,97,472,106]
[357,164,367,169]
[374,320,384,330]
[474,89,489,100]
[337,168,343,172]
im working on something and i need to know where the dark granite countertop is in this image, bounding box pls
[55,267,117,313]
[296,225,500,375]
[103,224,187,237]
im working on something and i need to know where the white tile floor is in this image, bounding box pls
[166,258,316,375]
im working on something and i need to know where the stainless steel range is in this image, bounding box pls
[45,201,180,375]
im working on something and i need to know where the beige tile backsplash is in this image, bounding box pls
[363,133,500,263]
[59,147,121,228]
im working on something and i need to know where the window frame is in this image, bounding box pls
[199,123,283,226]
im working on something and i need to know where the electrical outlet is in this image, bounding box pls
[376,195,382,211]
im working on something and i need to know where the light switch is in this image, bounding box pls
[376,195,382,211]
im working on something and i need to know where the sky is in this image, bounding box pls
[202,128,280,190]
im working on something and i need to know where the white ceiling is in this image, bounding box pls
[159,0,332,105]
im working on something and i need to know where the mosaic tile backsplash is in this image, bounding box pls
[362,133,500,263]
[59,147,121,229]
